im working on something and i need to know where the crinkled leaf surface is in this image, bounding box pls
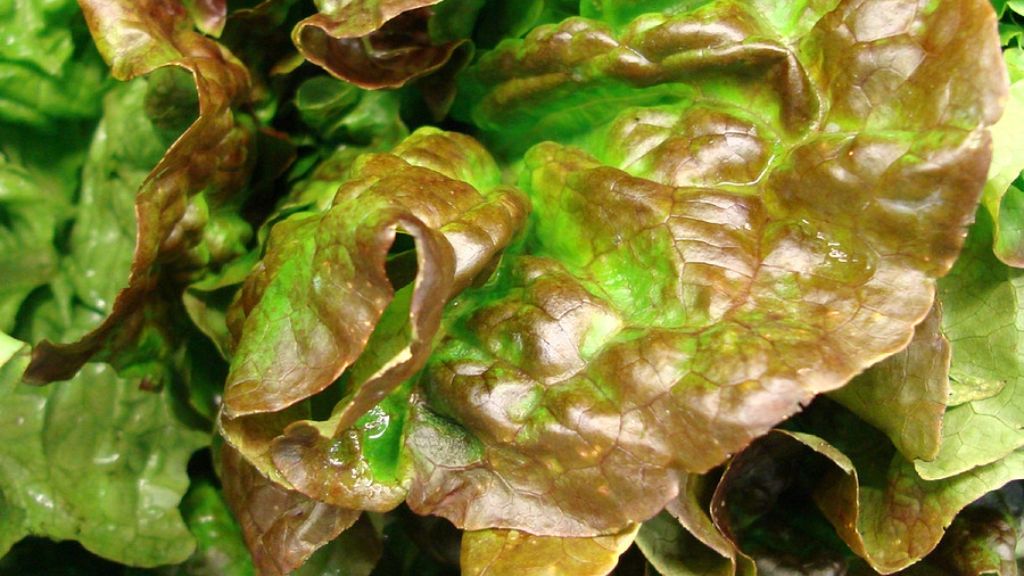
[0,304,207,566]
[460,524,639,576]
[0,0,1019,573]
[23,0,255,384]
[914,211,1024,480]
[212,0,1011,548]
[400,0,1004,537]
[222,127,528,419]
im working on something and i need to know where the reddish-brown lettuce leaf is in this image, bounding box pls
[221,444,359,576]
[214,0,1007,557]
[830,304,951,462]
[221,128,528,419]
[218,129,527,535]
[292,0,469,89]
[392,0,1003,537]
[23,0,254,384]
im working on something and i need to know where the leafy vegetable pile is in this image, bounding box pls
[3,0,1024,574]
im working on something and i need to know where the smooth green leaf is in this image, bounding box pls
[132,480,255,576]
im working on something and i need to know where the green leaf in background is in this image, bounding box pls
[67,78,180,329]
[0,303,207,566]
[984,47,1024,267]
[131,479,256,576]
[0,138,76,332]
[0,0,107,126]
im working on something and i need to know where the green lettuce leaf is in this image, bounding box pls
[132,479,256,576]
[0,304,207,566]
[460,525,639,576]
[983,47,1024,267]
[0,0,107,125]
[0,134,77,331]
[914,211,1024,480]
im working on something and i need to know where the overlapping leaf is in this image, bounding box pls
[221,444,359,576]
[292,0,470,88]
[984,47,1024,267]
[221,127,528,418]
[219,127,528,561]
[0,307,207,566]
[913,212,1024,480]
[397,0,1004,537]
[23,0,255,384]
[710,403,1024,574]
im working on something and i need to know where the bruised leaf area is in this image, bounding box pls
[3,1,1024,575]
